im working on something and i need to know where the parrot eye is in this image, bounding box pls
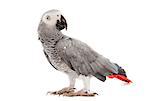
[46,15,51,20]
[57,15,59,17]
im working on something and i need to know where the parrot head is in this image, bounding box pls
[41,9,67,31]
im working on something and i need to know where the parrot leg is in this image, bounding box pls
[62,75,98,97]
[47,72,77,95]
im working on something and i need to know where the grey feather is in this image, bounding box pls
[56,37,119,79]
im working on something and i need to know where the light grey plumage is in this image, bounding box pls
[38,10,128,95]
[56,38,119,77]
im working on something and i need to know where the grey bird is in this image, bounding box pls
[37,9,132,96]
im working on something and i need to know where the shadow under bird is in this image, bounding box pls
[37,9,132,96]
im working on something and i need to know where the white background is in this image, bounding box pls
[0,0,150,101]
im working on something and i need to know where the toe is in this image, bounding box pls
[47,87,76,95]
[76,90,98,96]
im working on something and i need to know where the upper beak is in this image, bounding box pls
[60,15,67,30]
[56,15,67,31]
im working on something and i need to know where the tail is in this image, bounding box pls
[108,63,132,83]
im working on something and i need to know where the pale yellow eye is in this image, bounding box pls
[46,15,51,20]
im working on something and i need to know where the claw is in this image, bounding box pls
[46,91,56,95]
[93,92,98,95]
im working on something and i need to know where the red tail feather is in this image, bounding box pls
[108,75,132,83]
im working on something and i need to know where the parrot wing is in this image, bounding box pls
[56,37,119,81]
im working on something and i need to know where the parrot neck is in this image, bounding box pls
[38,22,64,44]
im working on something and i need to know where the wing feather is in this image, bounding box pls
[56,37,118,78]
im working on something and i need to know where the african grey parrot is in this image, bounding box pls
[37,9,132,96]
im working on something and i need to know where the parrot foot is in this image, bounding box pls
[47,87,76,95]
[62,89,98,97]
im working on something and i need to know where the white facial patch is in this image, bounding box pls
[41,9,62,26]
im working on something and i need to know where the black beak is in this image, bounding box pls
[56,15,67,31]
